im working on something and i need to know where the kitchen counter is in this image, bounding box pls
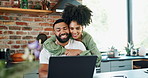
[93,68,148,78]
[100,55,148,72]
[101,55,148,62]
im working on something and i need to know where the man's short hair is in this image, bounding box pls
[53,19,65,28]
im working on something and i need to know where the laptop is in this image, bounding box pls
[47,55,97,78]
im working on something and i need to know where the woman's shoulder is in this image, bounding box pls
[47,35,56,40]
[44,35,56,44]
[82,31,92,38]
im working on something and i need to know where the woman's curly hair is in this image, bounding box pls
[62,4,92,26]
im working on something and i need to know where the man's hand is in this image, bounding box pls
[65,49,83,56]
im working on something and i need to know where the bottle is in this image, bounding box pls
[12,0,20,8]
[34,2,42,10]
[0,49,5,59]
[21,0,28,9]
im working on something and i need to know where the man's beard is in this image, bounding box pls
[56,33,71,43]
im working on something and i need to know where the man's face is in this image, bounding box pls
[53,22,70,43]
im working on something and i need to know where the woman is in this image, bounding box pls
[43,4,101,66]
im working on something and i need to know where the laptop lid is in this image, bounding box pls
[47,55,97,78]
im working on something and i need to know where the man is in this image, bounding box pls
[43,4,101,67]
[39,19,87,78]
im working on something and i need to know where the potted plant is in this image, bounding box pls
[125,42,134,56]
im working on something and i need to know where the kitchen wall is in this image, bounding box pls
[0,12,61,53]
[0,0,82,53]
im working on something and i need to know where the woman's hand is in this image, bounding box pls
[65,49,83,56]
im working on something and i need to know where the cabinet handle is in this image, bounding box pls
[119,60,125,61]
[119,66,125,67]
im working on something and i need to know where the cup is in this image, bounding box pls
[139,46,146,56]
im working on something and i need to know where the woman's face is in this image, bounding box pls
[69,21,83,40]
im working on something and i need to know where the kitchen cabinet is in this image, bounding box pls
[100,55,148,72]
[23,69,39,78]
[101,60,133,72]
[100,61,110,72]
[110,60,132,71]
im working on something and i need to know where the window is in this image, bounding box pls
[83,0,127,52]
[132,0,148,50]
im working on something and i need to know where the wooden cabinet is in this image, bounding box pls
[0,7,52,15]
[101,60,132,72]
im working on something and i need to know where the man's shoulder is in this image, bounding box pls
[68,39,85,47]
[66,39,86,51]
[44,35,56,44]
[40,48,51,55]
[69,39,83,44]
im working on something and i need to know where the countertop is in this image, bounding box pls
[101,55,148,62]
[93,68,148,78]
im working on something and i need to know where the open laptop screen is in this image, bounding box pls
[48,55,97,78]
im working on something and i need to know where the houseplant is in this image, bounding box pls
[125,42,134,56]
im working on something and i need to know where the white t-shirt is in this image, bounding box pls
[39,39,86,64]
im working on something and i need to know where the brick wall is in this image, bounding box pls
[0,0,58,8]
[0,12,62,53]
[0,0,82,53]
[0,0,60,53]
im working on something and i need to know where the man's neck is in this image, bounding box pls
[56,39,69,47]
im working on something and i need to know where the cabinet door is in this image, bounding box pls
[101,61,110,72]
[110,60,132,71]
[23,73,39,78]
[23,69,39,78]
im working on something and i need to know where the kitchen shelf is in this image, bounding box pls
[0,7,52,15]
